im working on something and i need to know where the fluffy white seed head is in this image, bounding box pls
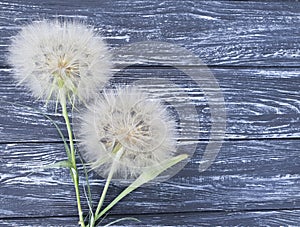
[77,87,177,180]
[8,20,112,104]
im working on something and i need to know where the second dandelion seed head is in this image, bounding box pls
[78,87,178,180]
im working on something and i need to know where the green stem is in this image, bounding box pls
[93,146,124,226]
[60,97,85,227]
[96,154,188,220]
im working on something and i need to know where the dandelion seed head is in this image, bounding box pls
[8,20,111,104]
[77,87,177,180]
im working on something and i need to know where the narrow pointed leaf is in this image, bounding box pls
[0,100,71,160]
[104,217,140,226]
[96,154,188,220]
[78,153,95,224]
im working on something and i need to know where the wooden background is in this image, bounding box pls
[0,0,299,226]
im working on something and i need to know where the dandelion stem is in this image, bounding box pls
[93,145,124,225]
[61,96,85,227]
[96,154,188,220]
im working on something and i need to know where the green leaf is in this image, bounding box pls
[43,112,72,161]
[0,100,71,160]
[103,217,140,227]
[78,153,95,225]
[96,154,188,220]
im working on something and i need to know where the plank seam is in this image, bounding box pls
[2,65,300,70]
[1,137,300,145]
[1,207,300,220]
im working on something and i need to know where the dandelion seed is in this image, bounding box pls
[77,87,177,180]
[8,20,111,104]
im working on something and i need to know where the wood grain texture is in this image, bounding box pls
[0,0,299,226]
[0,140,299,217]
[0,0,300,66]
[1,67,299,142]
[1,210,300,226]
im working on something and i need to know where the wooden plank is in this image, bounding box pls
[1,67,299,142]
[1,210,300,226]
[0,0,300,66]
[0,139,299,217]
[1,1,299,226]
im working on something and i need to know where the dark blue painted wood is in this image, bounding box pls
[0,0,299,226]
[0,1,300,67]
[0,140,299,222]
[1,210,300,226]
[1,67,299,142]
